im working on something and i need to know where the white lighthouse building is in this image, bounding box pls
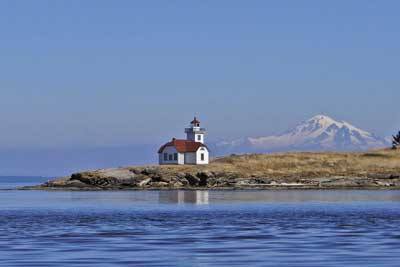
[158,117,210,165]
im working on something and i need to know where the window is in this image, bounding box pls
[201,153,205,161]
[197,135,201,141]
[169,154,173,161]
[164,153,168,161]
[174,153,178,161]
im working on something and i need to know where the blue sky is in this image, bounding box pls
[1,0,399,149]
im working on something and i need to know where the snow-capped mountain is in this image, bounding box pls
[213,115,389,154]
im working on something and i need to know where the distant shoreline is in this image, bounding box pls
[23,150,400,191]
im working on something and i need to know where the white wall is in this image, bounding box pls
[196,147,209,164]
[196,134,204,143]
[159,146,184,165]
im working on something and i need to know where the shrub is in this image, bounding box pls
[392,131,400,149]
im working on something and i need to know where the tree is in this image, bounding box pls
[392,131,400,149]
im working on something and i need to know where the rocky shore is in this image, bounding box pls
[23,150,400,190]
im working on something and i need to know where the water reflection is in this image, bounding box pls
[159,190,209,205]
[158,190,400,205]
[3,190,400,211]
[211,190,400,203]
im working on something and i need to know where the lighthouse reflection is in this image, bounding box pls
[159,190,209,205]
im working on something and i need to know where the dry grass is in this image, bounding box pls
[155,149,400,179]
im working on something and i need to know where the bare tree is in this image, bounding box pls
[393,131,400,149]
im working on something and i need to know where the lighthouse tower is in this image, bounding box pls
[185,117,206,144]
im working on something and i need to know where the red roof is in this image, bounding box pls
[191,117,200,124]
[158,139,208,153]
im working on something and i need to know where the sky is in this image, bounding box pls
[1,0,400,150]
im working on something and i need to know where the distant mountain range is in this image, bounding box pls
[211,115,389,155]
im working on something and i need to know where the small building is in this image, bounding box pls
[158,117,209,165]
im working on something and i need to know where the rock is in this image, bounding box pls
[172,181,184,188]
[138,178,152,187]
[151,174,172,183]
[97,177,119,187]
[63,180,90,188]
[119,179,137,187]
[236,180,252,186]
[197,172,212,187]
[151,182,169,187]
[141,168,161,176]
[98,169,136,180]
[129,168,142,175]
[185,174,200,186]
[70,172,86,181]
[368,173,400,179]
[199,177,208,186]
[177,177,189,186]
[374,181,391,187]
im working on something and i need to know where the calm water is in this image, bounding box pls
[1,177,400,266]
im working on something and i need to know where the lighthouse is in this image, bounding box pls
[185,117,206,144]
[158,117,209,165]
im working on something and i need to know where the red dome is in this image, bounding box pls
[191,117,200,125]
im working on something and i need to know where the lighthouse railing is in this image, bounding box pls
[185,128,206,132]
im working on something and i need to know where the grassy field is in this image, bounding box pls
[154,149,400,180]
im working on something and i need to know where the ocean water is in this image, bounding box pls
[0,177,400,266]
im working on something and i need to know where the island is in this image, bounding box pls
[23,149,400,190]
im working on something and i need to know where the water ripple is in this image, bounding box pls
[0,190,400,266]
